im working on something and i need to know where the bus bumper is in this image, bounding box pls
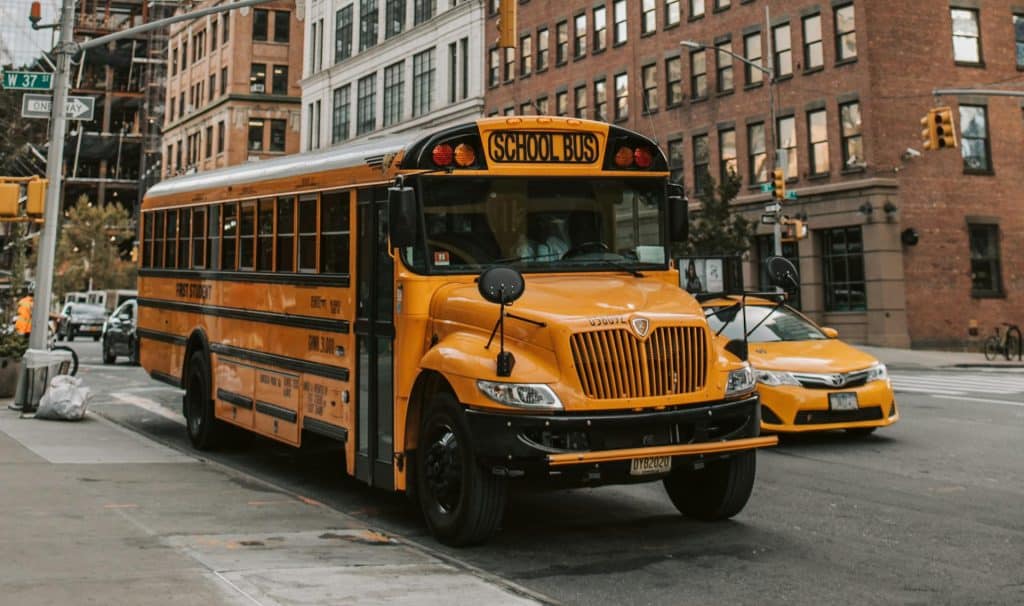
[463,394,776,485]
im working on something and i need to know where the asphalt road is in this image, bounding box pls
[70,340,1024,605]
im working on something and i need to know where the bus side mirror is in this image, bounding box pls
[388,186,417,248]
[668,185,688,244]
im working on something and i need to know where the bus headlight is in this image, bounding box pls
[866,363,888,382]
[477,381,563,410]
[725,365,757,397]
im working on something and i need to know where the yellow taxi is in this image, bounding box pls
[702,296,898,435]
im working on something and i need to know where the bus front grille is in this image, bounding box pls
[570,326,708,399]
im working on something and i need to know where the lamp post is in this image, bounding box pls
[681,36,783,256]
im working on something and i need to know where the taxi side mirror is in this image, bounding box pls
[667,183,688,244]
[388,186,417,249]
[821,327,839,339]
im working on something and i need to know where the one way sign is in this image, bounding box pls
[21,93,95,121]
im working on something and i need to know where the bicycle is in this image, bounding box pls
[983,322,1022,361]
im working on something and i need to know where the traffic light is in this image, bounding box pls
[772,168,785,200]
[921,106,957,151]
[920,109,938,151]
[496,0,517,49]
[26,178,46,216]
[0,183,18,218]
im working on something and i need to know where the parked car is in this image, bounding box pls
[101,299,139,365]
[56,303,108,342]
[702,296,899,435]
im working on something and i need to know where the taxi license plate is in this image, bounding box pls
[630,456,672,476]
[829,392,859,411]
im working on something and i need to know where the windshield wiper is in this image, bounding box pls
[560,257,644,277]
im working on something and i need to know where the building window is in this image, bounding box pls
[556,90,568,116]
[332,84,350,143]
[822,226,866,312]
[693,134,709,194]
[357,74,376,135]
[777,115,797,179]
[336,6,353,62]
[414,0,435,24]
[448,42,457,103]
[360,0,379,51]
[272,65,288,95]
[383,60,404,127]
[223,13,230,42]
[556,21,569,65]
[959,105,990,172]
[642,0,656,35]
[253,9,269,41]
[715,0,730,10]
[1015,14,1024,68]
[803,14,823,70]
[642,64,658,112]
[716,40,733,93]
[211,20,218,49]
[315,18,324,72]
[668,138,683,184]
[574,84,587,118]
[274,10,290,43]
[181,39,187,69]
[594,79,607,122]
[666,56,682,106]
[690,0,704,19]
[248,119,264,151]
[276,196,295,272]
[503,47,515,81]
[203,125,212,159]
[536,96,549,114]
[209,74,216,101]
[217,120,225,153]
[220,66,227,95]
[459,36,468,100]
[537,28,549,70]
[834,4,856,61]
[744,32,762,85]
[748,122,767,184]
[520,34,532,76]
[488,47,500,87]
[614,72,628,120]
[690,50,707,98]
[808,108,829,175]
[968,223,1003,296]
[613,0,628,44]
[951,8,981,64]
[267,119,285,152]
[719,128,736,181]
[520,102,532,115]
[250,63,266,93]
[574,13,587,59]
[385,0,405,38]
[309,100,321,149]
[594,6,607,53]
[773,23,792,77]
[320,192,350,274]
[413,48,435,117]
[170,44,177,75]
[666,0,680,27]
[840,101,862,169]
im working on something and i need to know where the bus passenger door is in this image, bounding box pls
[354,188,395,489]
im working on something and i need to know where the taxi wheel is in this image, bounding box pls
[416,391,506,546]
[92,335,100,342]
[101,337,116,364]
[184,351,225,450]
[846,427,877,437]
[663,451,756,521]
[129,338,140,366]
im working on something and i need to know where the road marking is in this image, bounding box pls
[109,392,185,425]
[933,394,1024,408]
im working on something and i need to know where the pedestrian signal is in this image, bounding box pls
[0,183,19,217]
[781,217,807,242]
[26,179,47,216]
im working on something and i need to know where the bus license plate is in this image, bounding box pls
[829,392,859,411]
[630,456,672,476]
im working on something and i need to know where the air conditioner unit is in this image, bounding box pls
[250,83,265,93]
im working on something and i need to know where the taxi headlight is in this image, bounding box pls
[477,381,563,410]
[725,364,757,396]
[755,369,802,386]
[866,363,888,382]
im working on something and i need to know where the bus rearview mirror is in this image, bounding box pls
[668,194,688,244]
[388,186,417,248]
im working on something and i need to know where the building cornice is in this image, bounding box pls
[164,93,301,132]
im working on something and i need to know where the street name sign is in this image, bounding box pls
[2,71,53,91]
[760,183,774,193]
[21,94,95,121]
[764,202,782,213]
[785,191,799,200]
[760,214,777,224]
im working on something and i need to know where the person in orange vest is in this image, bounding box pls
[14,295,32,335]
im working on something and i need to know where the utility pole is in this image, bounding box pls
[765,5,782,257]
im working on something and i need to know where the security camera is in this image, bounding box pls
[902,148,921,160]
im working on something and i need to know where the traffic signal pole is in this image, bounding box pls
[27,0,276,350]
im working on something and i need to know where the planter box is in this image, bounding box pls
[0,357,23,398]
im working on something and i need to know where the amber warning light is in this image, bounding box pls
[29,1,42,26]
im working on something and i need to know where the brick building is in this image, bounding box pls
[162,0,303,178]
[484,0,1023,349]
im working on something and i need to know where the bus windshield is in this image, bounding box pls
[402,176,667,274]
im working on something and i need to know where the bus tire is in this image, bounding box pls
[416,392,506,546]
[184,351,224,450]
[663,450,756,521]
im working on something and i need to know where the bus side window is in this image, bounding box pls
[153,210,165,268]
[165,209,178,269]
[257,199,274,271]
[276,196,295,272]
[222,202,238,270]
[178,207,191,269]
[298,195,318,272]
[320,191,350,275]
[239,201,256,270]
[142,212,152,268]
[208,204,220,270]
[192,207,207,268]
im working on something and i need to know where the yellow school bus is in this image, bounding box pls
[139,116,776,545]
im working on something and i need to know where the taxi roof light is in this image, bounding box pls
[614,146,634,168]
[454,143,477,167]
[432,144,454,167]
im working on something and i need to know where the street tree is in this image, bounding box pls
[686,169,754,257]
[46,196,136,299]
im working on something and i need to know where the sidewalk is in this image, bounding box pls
[858,345,1024,372]
[0,401,544,606]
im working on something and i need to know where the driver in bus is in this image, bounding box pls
[514,215,569,262]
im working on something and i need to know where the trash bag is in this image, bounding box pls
[34,375,91,421]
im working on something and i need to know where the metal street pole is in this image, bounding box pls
[28,0,74,351]
[765,6,782,257]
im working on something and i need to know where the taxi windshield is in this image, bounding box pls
[401,177,667,274]
[705,304,827,342]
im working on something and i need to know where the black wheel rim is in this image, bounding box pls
[186,371,204,436]
[424,423,463,515]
